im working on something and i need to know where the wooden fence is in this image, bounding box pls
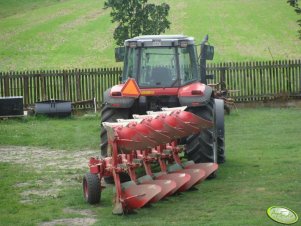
[0,59,300,108]
[0,68,121,108]
[207,59,301,102]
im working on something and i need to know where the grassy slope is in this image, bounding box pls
[0,0,300,71]
[0,108,300,225]
[0,0,59,18]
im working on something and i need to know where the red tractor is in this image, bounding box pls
[100,35,225,181]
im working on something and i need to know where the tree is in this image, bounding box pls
[287,0,301,39]
[104,0,171,46]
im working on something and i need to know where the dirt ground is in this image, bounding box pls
[0,146,98,226]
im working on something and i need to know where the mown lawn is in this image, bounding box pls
[0,107,300,225]
[0,0,300,70]
[0,114,100,150]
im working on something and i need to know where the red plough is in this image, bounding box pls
[83,107,218,214]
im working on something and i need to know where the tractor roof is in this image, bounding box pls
[124,35,195,47]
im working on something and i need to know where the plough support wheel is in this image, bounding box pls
[83,173,101,204]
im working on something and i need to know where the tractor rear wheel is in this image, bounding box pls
[100,105,130,157]
[100,105,130,183]
[83,172,101,204]
[214,99,225,164]
[185,100,218,167]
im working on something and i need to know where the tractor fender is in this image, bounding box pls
[103,88,135,108]
[178,83,213,107]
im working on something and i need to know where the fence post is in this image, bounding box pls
[299,59,301,95]
[4,74,9,96]
[23,76,29,107]
[63,70,69,100]
[36,72,40,102]
[40,72,47,100]
[220,67,226,90]
[76,69,81,101]
[287,60,292,95]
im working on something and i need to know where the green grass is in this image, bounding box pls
[0,114,100,150]
[0,0,58,18]
[0,0,300,71]
[0,107,300,225]
[0,163,65,226]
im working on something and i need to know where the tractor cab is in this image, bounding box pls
[115,35,214,88]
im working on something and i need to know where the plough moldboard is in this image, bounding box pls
[83,107,219,214]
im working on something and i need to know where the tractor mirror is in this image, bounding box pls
[115,47,125,62]
[200,44,214,61]
[205,45,214,60]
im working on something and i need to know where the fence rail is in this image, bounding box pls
[0,59,300,108]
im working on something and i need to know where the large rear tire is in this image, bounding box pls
[100,105,130,157]
[185,100,218,165]
[214,99,226,164]
[100,105,130,183]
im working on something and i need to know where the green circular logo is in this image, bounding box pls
[267,206,299,224]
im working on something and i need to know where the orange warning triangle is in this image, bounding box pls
[121,78,141,97]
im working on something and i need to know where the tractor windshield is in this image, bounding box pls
[122,45,199,87]
[139,47,177,87]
